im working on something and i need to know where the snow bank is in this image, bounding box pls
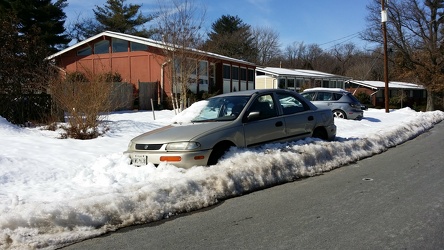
[0,108,443,249]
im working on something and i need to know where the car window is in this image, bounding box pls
[332,93,343,101]
[277,93,308,115]
[247,94,277,120]
[316,92,333,101]
[301,92,315,101]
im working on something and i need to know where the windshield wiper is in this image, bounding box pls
[215,116,236,121]
[191,118,216,123]
[191,116,235,123]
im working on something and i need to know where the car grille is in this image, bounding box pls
[135,144,163,150]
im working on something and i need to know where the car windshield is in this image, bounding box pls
[191,96,250,122]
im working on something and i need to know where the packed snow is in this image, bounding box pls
[0,106,443,249]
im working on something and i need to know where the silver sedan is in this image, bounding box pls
[125,89,336,168]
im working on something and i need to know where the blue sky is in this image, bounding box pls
[65,0,374,50]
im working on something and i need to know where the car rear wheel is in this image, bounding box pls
[207,141,234,166]
[333,110,347,119]
[312,127,328,141]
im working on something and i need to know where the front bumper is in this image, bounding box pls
[124,149,213,169]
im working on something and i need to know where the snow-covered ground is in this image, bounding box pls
[0,107,443,249]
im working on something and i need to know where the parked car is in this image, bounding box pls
[301,88,365,120]
[125,89,336,168]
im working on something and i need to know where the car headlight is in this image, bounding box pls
[166,141,201,150]
[128,141,135,150]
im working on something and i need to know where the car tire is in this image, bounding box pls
[207,142,234,166]
[333,109,347,119]
[312,127,328,141]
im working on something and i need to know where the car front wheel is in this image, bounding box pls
[207,141,234,166]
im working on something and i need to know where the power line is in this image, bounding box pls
[319,32,361,46]
[318,32,362,50]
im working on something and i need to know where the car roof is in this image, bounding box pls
[212,89,298,98]
[302,87,349,94]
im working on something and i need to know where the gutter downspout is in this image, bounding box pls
[160,60,170,105]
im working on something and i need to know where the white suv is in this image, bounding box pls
[301,88,365,120]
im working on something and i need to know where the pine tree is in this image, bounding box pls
[3,0,70,52]
[72,0,156,41]
[205,15,257,62]
[0,0,66,124]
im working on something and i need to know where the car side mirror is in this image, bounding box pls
[246,111,261,122]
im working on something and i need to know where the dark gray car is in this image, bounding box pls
[125,89,336,168]
[301,88,365,120]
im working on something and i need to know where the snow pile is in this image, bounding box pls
[0,108,443,249]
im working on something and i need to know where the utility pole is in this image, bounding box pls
[381,0,389,113]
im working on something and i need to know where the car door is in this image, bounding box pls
[313,91,333,109]
[243,94,287,147]
[277,92,314,139]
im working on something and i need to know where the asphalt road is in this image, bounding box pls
[64,121,444,250]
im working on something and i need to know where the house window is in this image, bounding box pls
[112,38,128,53]
[189,58,197,75]
[77,46,92,56]
[131,42,147,51]
[199,60,208,76]
[248,69,254,81]
[287,78,295,90]
[240,67,247,81]
[223,64,231,79]
[209,63,215,90]
[278,78,286,88]
[94,40,109,54]
[296,78,303,90]
[337,80,344,89]
[232,66,239,80]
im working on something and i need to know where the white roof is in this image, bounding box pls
[349,80,424,90]
[256,67,350,79]
[47,31,255,66]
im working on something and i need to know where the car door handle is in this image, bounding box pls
[308,116,314,121]
[275,121,283,127]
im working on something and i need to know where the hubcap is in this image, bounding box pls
[334,111,345,119]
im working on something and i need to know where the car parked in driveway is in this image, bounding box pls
[300,88,366,120]
[125,89,336,168]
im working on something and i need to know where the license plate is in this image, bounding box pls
[133,155,147,165]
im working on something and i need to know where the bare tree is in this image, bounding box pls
[362,0,444,111]
[251,26,281,66]
[49,71,115,139]
[282,42,306,68]
[156,0,206,111]
[330,43,358,76]
[344,49,385,80]
[303,44,326,70]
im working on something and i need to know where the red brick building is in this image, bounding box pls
[47,31,256,108]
